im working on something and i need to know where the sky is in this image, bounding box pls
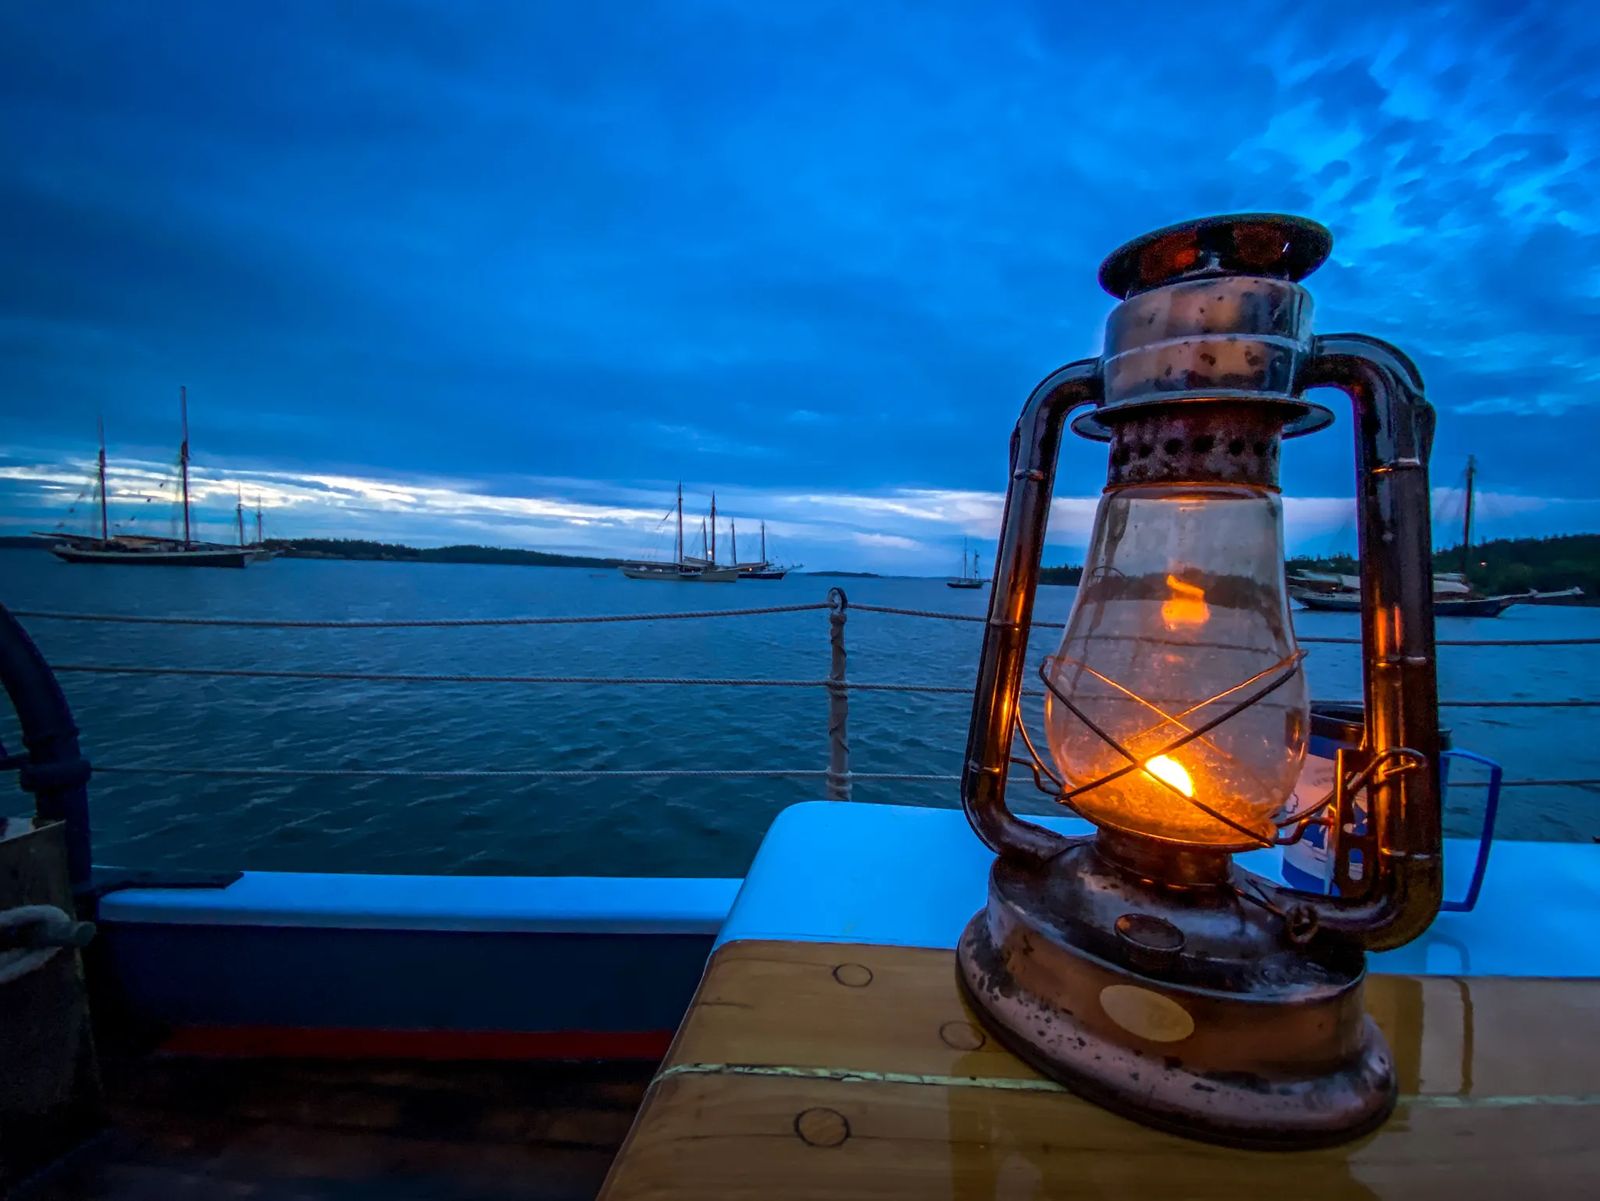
[3,0,1598,572]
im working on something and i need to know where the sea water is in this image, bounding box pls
[2,550,1596,877]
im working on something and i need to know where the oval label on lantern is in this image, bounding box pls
[1099,985,1195,1043]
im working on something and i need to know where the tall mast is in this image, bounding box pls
[179,385,191,548]
[96,415,109,542]
[710,492,717,565]
[701,518,708,559]
[255,495,263,545]
[1460,455,1476,577]
[676,482,684,564]
[731,520,738,565]
[236,488,245,548]
[761,521,767,563]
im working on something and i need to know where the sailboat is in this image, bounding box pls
[619,485,739,582]
[732,520,797,580]
[247,495,277,561]
[43,390,253,568]
[1290,456,1580,616]
[946,538,985,589]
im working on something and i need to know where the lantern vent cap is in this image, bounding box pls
[1099,214,1333,300]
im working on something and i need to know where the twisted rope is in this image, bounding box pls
[93,765,826,779]
[80,764,1600,788]
[10,602,829,629]
[14,601,1600,647]
[43,662,1596,707]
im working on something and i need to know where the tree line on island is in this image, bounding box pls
[1038,533,1600,602]
[6,532,1599,598]
[1288,534,1600,602]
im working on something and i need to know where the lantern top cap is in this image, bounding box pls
[1098,213,1333,300]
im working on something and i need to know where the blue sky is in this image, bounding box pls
[3,1,1597,571]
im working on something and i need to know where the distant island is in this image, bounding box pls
[7,532,1599,598]
[1039,564,1084,586]
[0,533,624,569]
[264,538,625,568]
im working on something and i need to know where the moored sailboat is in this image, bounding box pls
[945,537,984,589]
[619,484,738,581]
[732,520,796,579]
[43,391,254,568]
[1289,457,1581,616]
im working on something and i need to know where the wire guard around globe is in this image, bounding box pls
[1036,648,1307,848]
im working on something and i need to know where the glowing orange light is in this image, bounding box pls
[1160,574,1210,629]
[1142,754,1194,798]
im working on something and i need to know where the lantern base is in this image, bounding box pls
[956,841,1395,1149]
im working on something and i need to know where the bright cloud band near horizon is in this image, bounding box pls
[6,448,1594,574]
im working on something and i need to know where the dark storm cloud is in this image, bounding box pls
[2,0,1597,567]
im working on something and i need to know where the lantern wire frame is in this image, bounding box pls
[1015,652,1428,853]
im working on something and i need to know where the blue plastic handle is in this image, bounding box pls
[1438,748,1503,913]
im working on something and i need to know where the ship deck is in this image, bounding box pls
[17,1056,653,1201]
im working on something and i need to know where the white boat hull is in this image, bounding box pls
[51,543,253,568]
[619,564,739,582]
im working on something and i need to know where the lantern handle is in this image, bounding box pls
[1286,334,1445,951]
[962,358,1102,865]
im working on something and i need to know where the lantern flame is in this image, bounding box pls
[1161,574,1210,629]
[1142,754,1195,798]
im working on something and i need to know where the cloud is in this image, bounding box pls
[2,1,1598,567]
[8,445,1597,572]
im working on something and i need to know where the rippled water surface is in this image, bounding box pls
[3,549,1597,877]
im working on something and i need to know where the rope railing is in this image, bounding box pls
[84,763,1600,790]
[16,601,1600,647]
[7,602,831,629]
[41,662,1600,708]
[13,592,1600,810]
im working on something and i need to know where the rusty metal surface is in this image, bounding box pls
[1078,273,1331,441]
[1293,336,1443,950]
[956,851,1394,1148]
[1097,212,1333,299]
[955,213,1444,1142]
[958,359,1101,866]
[1103,401,1284,488]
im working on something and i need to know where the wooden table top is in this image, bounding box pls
[600,939,1600,1200]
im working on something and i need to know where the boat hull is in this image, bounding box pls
[737,570,787,580]
[945,579,984,590]
[51,544,253,568]
[619,564,739,582]
[1292,588,1515,617]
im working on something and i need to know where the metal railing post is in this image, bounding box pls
[825,589,851,800]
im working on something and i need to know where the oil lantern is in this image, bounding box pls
[957,214,1442,1148]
